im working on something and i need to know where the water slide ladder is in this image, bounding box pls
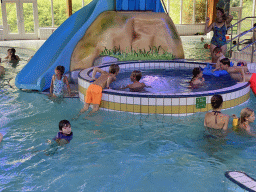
[228,17,256,63]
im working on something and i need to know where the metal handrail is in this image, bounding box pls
[227,17,256,62]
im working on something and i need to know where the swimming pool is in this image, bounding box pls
[1,40,256,191]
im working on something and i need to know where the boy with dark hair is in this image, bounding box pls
[48,120,73,146]
[80,64,120,114]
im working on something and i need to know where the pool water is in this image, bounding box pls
[1,41,256,192]
[111,68,237,93]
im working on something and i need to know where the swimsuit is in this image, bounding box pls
[211,23,227,47]
[212,110,222,124]
[53,132,73,142]
[53,75,65,97]
[85,84,103,105]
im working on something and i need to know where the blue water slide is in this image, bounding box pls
[15,0,115,91]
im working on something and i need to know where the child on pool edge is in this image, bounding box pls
[190,67,205,86]
[48,120,73,146]
[50,65,71,97]
[232,108,256,137]
[212,47,225,72]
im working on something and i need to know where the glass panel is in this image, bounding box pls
[241,0,253,32]
[72,0,83,14]
[182,0,193,24]
[168,0,180,24]
[37,0,52,27]
[53,0,67,27]
[195,0,206,24]
[83,0,93,6]
[23,3,34,33]
[6,3,18,33]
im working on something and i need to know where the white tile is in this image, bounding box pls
[235,91,240,98]
[149,98,156,105]
[155,63,160,69]
[169,63,174,68]
[141,98,149,105]
[102,94,109,101]
[159,63,165,69]
[120,96,126,104]
[174,63,180,68]
[194,64,200,68]
[165,63,170,68]
[135,63,140,69]
[172,98,179,106]
[128,64,134,69]
[119,64,126,69]
[144,63,150,68]
[164,98,172,106]
[179,63,185,67]
[231,92,236,100]
[114,95,120,103]
[134,97,140,105]
[222,94,227,101]
[207,95,212,104]
[180,98,186,105]
[109,94,114,102]
[140,63,145,69]
[126,96,134,104]
[226,93,231,101]
[187,97,195,105]
[156,98,164,106]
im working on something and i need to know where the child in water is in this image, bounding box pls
[48,120,73,146]
[50,65,71,97]
[190,67,205,86]
[212,47,225,72]
[204,94,229,138]
[5,48,20,62]
[232,108,256,137]
[121,70,147,92]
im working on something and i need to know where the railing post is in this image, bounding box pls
[251,24,255,63]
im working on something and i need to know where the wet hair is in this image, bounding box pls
[59,120,71,131]
[8,48,19,60]
[216,7,227,21]
[131,70,142,81]
[56,65,65,76]
[109,64,120,74]
[213,47,222,54]
[220,58,230,66]
[211,94,223,109]
[190,67,202,83]
[239,108,254,126]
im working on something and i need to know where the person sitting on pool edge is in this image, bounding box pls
[48,120,73,146]
[80,64,120,114]
[219,58,256,95]
[121,70,148,92]
[204,94,229,138]
[212,47,225,72]
[190,67,205,87]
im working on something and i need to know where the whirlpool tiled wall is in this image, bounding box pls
[78,61,251,115]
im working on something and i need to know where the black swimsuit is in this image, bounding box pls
[212,110,221,124]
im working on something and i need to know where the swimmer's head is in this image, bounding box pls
[192,67,202,78]
[211,94,223,109]
[239,108,255,124]
[59,120,72,135]
[109,64,120,74]
[55,65,65,76]
[130,70,142,82]
[213,47,222,57]
[220,58,230,70]
[8,48,16,55]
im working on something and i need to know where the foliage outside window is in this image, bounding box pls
[195,0,206,24]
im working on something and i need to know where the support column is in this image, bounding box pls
[67,0,72,17]
[207,0,218,26]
